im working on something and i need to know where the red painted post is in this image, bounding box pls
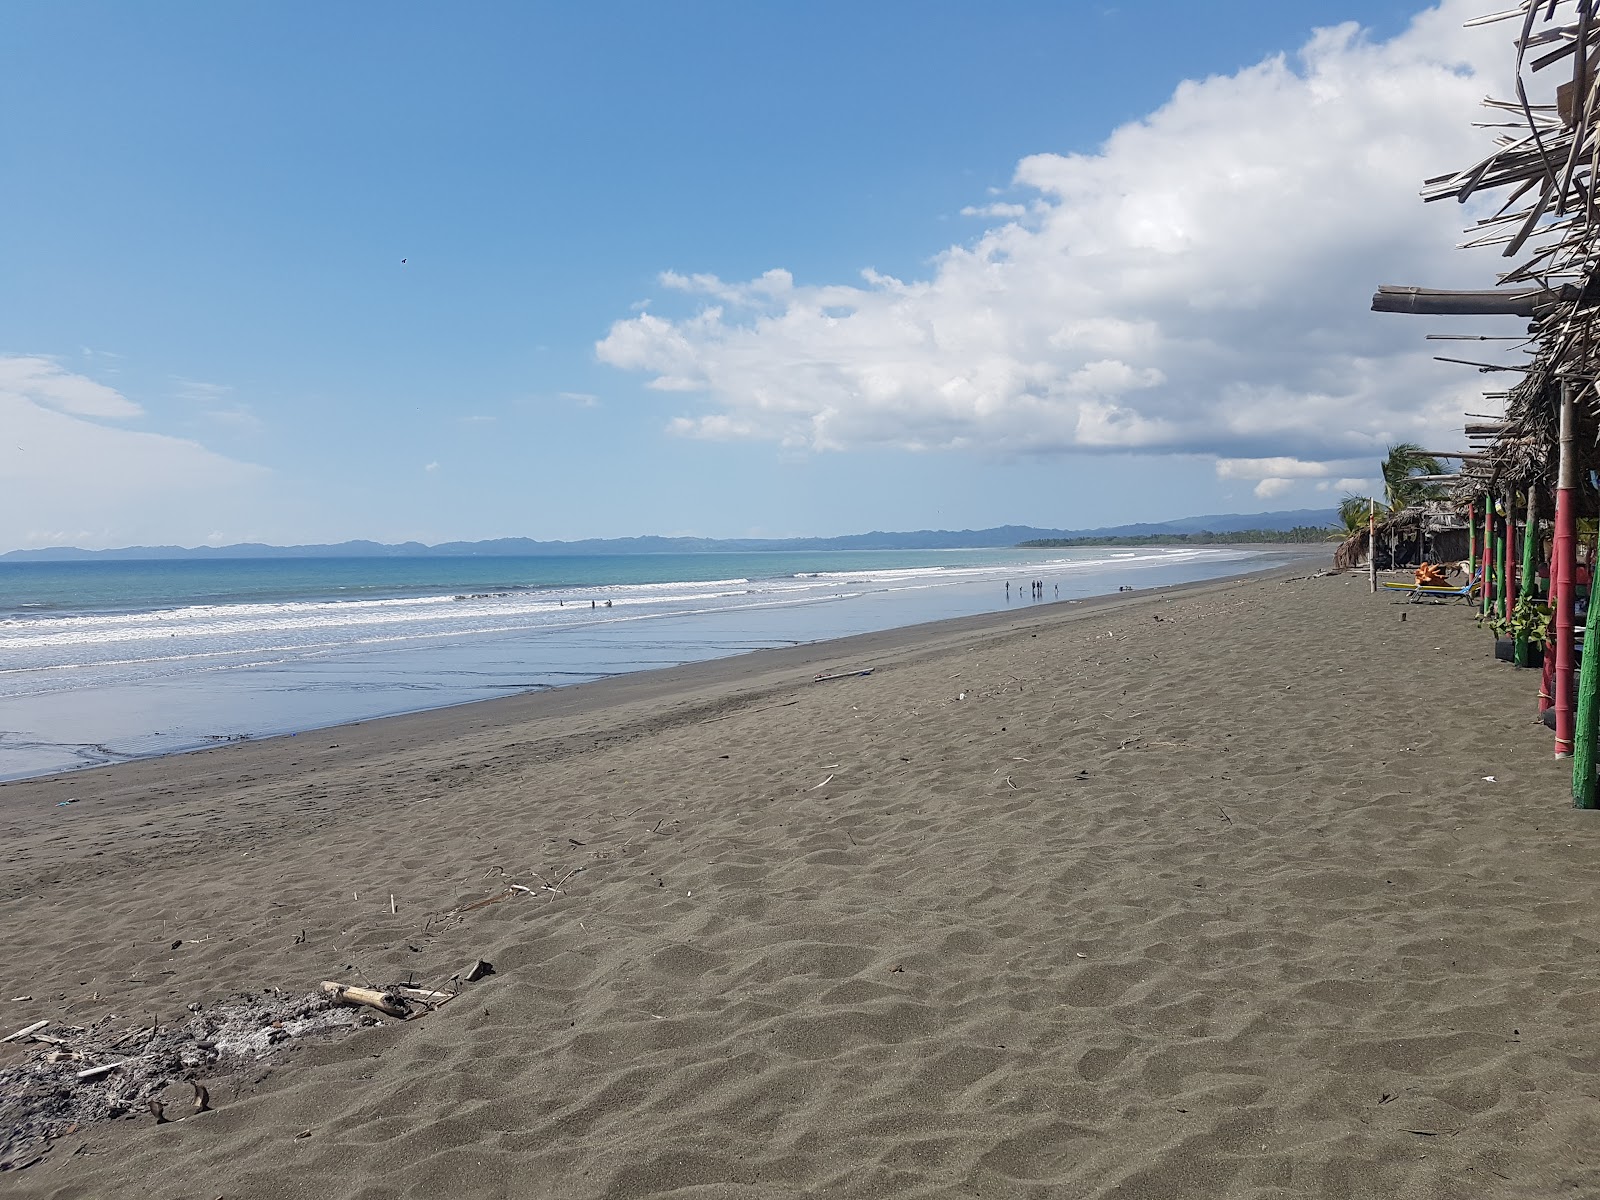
[1556,383,1578,757]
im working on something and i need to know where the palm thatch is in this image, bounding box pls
[1374,2,1600,514]
[1334,501,1471,571]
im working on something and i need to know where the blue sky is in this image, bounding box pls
[1,1,1514,549]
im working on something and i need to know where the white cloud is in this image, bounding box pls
[597,0,1508,475]
[424,461,440,473]
[0,355,142,419]
[960,202,1029,219]
[1327,476,1378,493]
[0,356,271,549]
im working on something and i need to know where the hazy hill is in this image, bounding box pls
[0,509,1337,561]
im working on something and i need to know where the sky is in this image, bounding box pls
[0,0,1530,550]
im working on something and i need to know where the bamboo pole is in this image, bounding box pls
[1542,494,1556,714]
[1468,499,1477,582]
[1483,500,1495,618]
[1516,485,1538,667]
[1555,381,1577,757]
[1574,566,1600,806]
[1503,485,1517,623]
[1493,513,1506,620]
[1368,499,1376,593]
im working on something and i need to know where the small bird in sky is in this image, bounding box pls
[401,258,407,264]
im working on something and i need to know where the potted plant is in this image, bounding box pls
[1481,596,1551,666]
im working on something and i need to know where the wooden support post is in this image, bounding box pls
[1493,515,1506,619]
[1575,567,1600,807]
[1516,485,1538,667]
[1541,490,1556,714]
[1468,499,1477,582]
[1556,382,1578,757]
[1503,485,1517,622]
[1368,498,1377,593]
[1483,501,1496,618]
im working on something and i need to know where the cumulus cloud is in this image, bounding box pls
[0,356,271,549]
[597,0,1509,483]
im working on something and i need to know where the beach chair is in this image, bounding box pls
[1379,569,1481,605]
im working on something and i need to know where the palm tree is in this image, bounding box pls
[1338,492,1380,533]
[1380,443,1444,515]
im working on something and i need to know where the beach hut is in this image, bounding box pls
[1370,2,1600,805]
[1333,503,1471,572]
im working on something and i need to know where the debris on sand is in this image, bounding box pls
[0,988,363,1170]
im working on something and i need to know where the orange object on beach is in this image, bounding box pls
[1414,562,1449,588]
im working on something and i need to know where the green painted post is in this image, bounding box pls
[1482,505,1496,618]
[1573,568,1600,807]
[1484,524,1497,620]
[1516,487,1538,667]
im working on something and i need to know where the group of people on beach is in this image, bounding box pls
[1006,579,1056,600]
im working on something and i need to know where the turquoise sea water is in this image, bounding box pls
[0,546,1295,781]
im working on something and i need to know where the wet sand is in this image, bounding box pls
[2,564,1595,1199]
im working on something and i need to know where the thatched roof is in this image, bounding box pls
[1374,2,1600,513]
[1332,501,1468,571]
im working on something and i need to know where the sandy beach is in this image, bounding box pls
[2,563,1594,1199]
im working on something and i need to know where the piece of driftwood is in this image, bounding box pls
[192,1082,210,1112]
[75,1062,122,1081]
[2,1020,48,1043]
[463,959,494,982]
[395,986,455,1006]
[319,981,409,1019]
[813,668,874,683]
[456,887,522,915]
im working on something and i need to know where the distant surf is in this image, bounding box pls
[0,545,1297,780]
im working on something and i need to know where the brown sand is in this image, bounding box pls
[2,567,1595,1198]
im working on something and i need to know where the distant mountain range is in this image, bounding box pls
[0,509,1338,561]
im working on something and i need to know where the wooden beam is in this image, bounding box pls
[1372,285,1547,316]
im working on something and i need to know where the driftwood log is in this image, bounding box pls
[319,981,409,1019]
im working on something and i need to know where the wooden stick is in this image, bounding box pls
[1368,499,1376,594]
[456,887,517,914]
[813,668,873,683]
[395,986,455,1004]
[319,981,409,1018]
[76,1062,123,1081]
[2,1019,48,1043]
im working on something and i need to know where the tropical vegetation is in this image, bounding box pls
[1020,526,1335,548]
[1338,442,1446,531]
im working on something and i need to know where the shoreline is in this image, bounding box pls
[1,553,1321,799]
[11,555,1588,1197]
[0,546,1323,788]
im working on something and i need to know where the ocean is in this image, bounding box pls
[0,546,1301,781]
